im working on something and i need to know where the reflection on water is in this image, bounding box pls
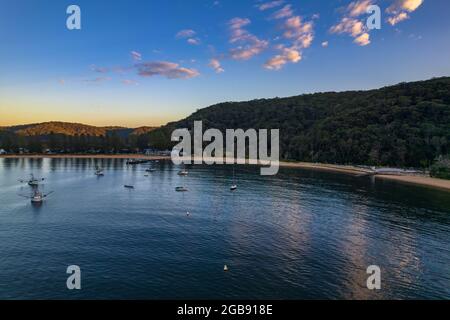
[0,158,449,299]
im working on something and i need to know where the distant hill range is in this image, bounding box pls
[0,121,156,137]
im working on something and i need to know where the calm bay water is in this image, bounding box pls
[0,158,449,300]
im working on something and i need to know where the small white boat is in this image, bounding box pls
[95,167,104,176]
[146,168,156,173]
[178,170,188,176]
[230,166,237,191]
[224,265,229,272]
[19,174,44,187]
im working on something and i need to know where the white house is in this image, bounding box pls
[0,149,7,155]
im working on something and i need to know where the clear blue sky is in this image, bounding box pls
[0,0,449,127]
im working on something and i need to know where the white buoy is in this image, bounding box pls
[224,265,229,272]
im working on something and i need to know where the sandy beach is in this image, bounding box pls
[374,175,450,192]
[1,154,449,192]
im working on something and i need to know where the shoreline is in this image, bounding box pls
[1,154,449,192]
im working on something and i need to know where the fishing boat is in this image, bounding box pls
[175,186,188,192]
[19,188,53,203]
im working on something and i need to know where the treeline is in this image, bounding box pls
[0,131,152,154]
[147,77,450,168]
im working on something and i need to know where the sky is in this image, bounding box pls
[0,0,449,127]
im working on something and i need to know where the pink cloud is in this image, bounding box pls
[208,59,225,73]
[330,2,371,46]
[271,4,293,19]
[228,17,269,60]
[264,47,302,71]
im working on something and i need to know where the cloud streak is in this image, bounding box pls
[257,0,284,11]
[84,77,112,83]
[135,61,200,79]
[90,65,109,73]
[131,51,142,61]
[176,29,196,38]
[122,79,139,85]
[271,4,294,19]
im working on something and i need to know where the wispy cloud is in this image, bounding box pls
[131,51,142,61]
[122,79,139,85]
[354,32,370,46]
[83,77,112,83]
[176,29,201,45]
[135,61,200,79]
[90,64,109,73]
[348,0,373,17]
[387,12,409,25]
[322,41,329,47]
[257,0,284,11]
[176,29,196,38]
[386,0,423,25]
[387,0,423,13]
[187,38,201,45]
[208,59,225,73]
[283,16,314,48]
[330,0,373,46]
[228,17,269,60]
[271,4,293,19]
[264,3,315,71]
[264,47,301,70]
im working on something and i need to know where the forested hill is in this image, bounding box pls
[0,122,156,153]
[1,122,155,137]
[147,77,450,168]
